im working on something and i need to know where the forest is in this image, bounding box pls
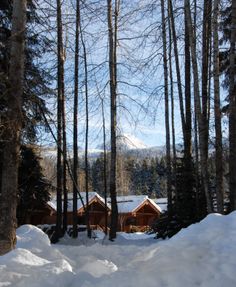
[0,0,236,257]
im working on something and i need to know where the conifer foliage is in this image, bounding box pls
[0,0,26,255]
[0,0,53,142]
[17,145,51,225]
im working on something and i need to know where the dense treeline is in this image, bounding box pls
[42,153,168,199]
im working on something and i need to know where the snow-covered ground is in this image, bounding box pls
[1,212,236,287]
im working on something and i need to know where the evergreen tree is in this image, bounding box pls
[219,1,231,92]
[153,156,207,239]
[219,2,236,211]
[17,145,51,225]
[0,0,26,255]
[91,157,105,195]
[0,1,53,252]
[0,0,53,143]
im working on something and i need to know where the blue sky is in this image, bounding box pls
[38,0,228,150]
[38,0,174,149]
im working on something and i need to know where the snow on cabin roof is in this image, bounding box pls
[48,192,108,212]
[48,193,162,214]
[109,195,162,214]
[47,201,57,211]
[154,198,167,213]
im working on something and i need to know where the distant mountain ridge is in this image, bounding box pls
[40,134,194,160]
[41,134,165,159]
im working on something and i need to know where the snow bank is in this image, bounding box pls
[0,213,236,287]
[0,225,73,287]
[119,212,236,287]
[118,232,155,240]
[16,225,50,251]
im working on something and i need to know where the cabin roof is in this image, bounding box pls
[109,195,162,214]
[48,193,163,214]
[48,192,109,212]
[154,198,167,213]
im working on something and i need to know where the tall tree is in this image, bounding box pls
[185,0,213,213]
[167,4,176,178]
[168,0,186,145]
[107,0,119,240]
[184,2,192,164]
[193,0,201,217]
[101,97,108,235]
[161,0,172,216]
[229,0,236,211]
[0,0,26,255]
[201,0,212,212]
[72,0,80,239]
[167,0,195,221]
[56,0,64,239]
[201,0,212,157]
[62,58,68,233]
[182,0,194,220]
[0,0,53,143]
[213,0,224,213]
[80,10,91,237]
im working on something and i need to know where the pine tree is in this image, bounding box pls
[218,2,236,211]
[219,1,231,91]
[0,0,53,142]
[0,0,26,255]
[17,145,51,225]
[91,157,105,195]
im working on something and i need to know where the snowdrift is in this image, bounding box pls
[0,212,236,287]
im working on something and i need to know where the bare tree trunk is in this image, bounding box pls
[0,0,26,255]
[168,0,186,144]
[62,59,67,233]
[56,0,64,238]
[72,0,80,239]
[167,9,176,175]
[167,0,177,211]
[183,2,194,216]
[185,0,213,213]
[161,0,172,216]
[201,0,212,161]
[184,3,192,162]
[101,98,108,235]
[193,0,200,217]
[107,0,118,240]
[202,0,212,212]
[229,0,236,211]
[80,16,91,238]
[213,0,224,213]
[194,104,200,215]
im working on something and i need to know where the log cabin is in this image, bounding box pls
[113,195,162,232]
[43,192,110,230]
[37,192,162,233]
[17,202,55,226]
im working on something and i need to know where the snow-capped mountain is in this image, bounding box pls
[40,134,167,160]
[117,134,148,150]
[96,133,148,151]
